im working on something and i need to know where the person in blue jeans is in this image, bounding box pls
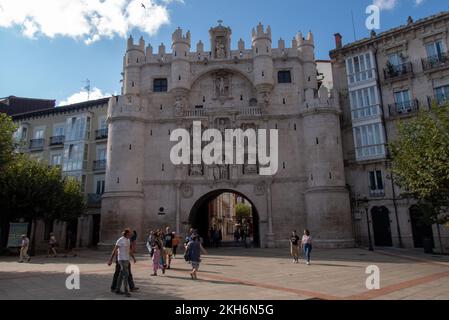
[301,229,313,265]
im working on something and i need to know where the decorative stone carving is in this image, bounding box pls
[243,164,258,175]
[181,184,193,199]
[189,164,204,177]
[213,72,232,100]
[254,182,266,195]
[213,165,230,181]
[174,96,187,117]
[216,38,226,59]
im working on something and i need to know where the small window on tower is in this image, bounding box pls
[278,70,292,83]
[153,78,168,92]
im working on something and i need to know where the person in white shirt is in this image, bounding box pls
[108,229,136,297]
[301,229,313,265]
[19,235,30,263]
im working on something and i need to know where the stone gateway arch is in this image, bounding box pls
[99,23,354,248]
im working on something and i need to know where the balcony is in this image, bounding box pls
[388,99,420,117]
[180,106,263,118]
[422,53,449,72]
[29,139,45,151]
[369,189,385,198]
[383,62,413,81]
[87,193,102,208]
[49,135,65,147]
[95,128,108,140]
[93,160,107,171]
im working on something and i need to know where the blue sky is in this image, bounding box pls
[0,0,447,105]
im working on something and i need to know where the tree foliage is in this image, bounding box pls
[235,203,252,221]
[390,103,449,230]
[0,113,17,172]
[0,154,85,225]
[390,104,449,199]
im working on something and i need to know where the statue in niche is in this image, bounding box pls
[216,38,226,59]
[174,96,187,116]
[214,75,230,98]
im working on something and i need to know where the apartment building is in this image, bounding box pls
[11,98,109,249]
[331,11,449,251]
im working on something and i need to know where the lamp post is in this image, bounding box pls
[364,204,374,252]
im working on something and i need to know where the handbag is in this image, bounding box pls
[184,246,190,262]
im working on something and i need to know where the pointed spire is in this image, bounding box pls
[127,35,133,49]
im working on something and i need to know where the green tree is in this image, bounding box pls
[390,103,449,252]
[235,203,251,222]
[0,155,85,252]
[0,113,17,172]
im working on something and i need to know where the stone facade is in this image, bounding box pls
[100,22,354,248]
[330,12,449,252]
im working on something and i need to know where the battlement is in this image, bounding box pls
[127,35,145,52]
[252,23,272,42]
[296,31,315,46]
[303,86,340,112]
[172,27,191,46]
[124,24,318,65]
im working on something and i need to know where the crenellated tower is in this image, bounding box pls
[100,36,147,246]
[297,31,318,91]
[301,85,353,248]
[252,23,274,102]
[123,35,145,95]
[171,28,191,93]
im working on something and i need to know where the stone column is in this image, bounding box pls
[176,183,181,234]
[266,180,275,248]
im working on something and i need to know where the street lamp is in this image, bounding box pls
[365,206,374,251]
[359,197,374,251]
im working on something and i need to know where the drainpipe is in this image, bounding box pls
[372,45,403,248]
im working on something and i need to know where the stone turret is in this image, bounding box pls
[171,27,191,92]
[301,85,353,248]
[297,31,317,91]
[252,23,274,106]
[123,35,145,95]
[100,36,148,246]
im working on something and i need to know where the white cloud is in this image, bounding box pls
[373,0,425,10]
[0,0,182,44]
[373,0,399,10]
[58,87,112,106]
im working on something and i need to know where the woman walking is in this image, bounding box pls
[186,234,207,280]
[301,229,313,265]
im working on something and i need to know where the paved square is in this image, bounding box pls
[0,247,448,300]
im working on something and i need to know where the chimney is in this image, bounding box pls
[334,33,342,49]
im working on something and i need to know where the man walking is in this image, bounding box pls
[163,227,174,269]
[108,229,136,297]
[19,234,31,263]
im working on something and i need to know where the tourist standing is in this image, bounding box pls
[172,232,179,258]
[108,229,136,297]
[151,231,165,276]
[290,231,300,263]
[146,230,155,257]
[46,233,58,258]
[163,227,174,269]
[186,234,207,280]
[19,234,31,263]
[128,230,139,292]
[301,229,313,265]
